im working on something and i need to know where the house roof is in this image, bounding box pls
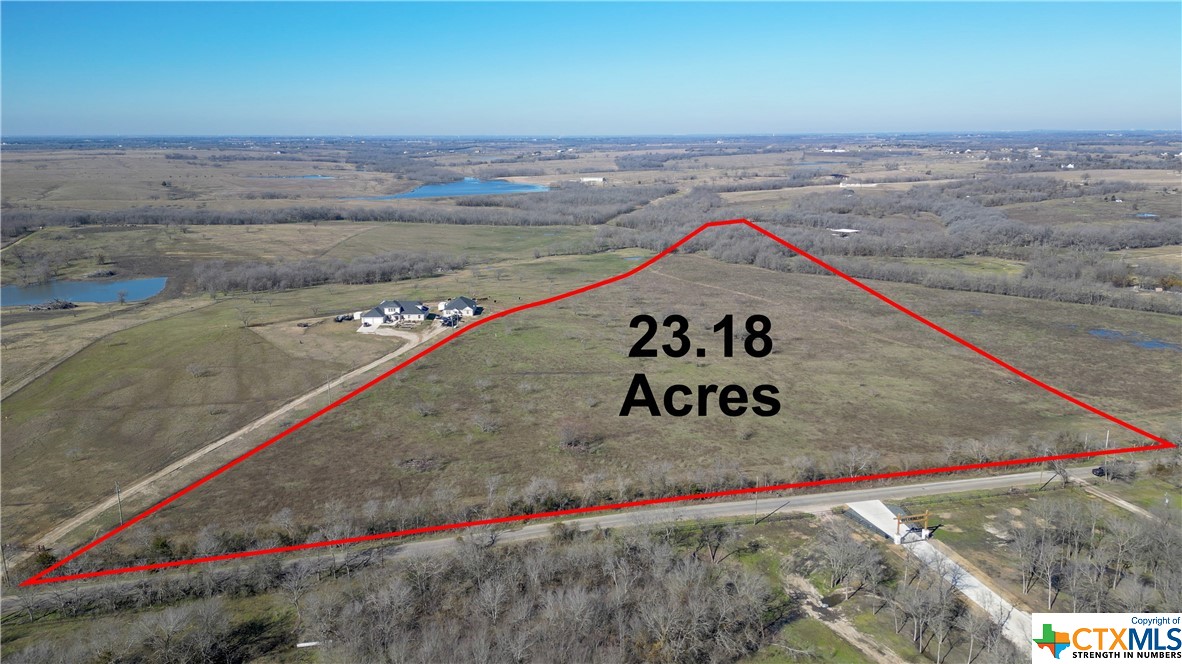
[362,307,385,319]
[379,299,425,312]
[444,296,477,310]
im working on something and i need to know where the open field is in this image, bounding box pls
[0,299,398,542]
[0,147,405,212]
[1109,244,1182,272]
[718,179,963,206]
[2,135,1180,663]
[1,249,650,545]
[1087,473,1182,512]
[0,222,603,397]
[1042,168,1182,187]
[0,222,376,287]
[0,297,218,398]
[69,248,1180,569]
[0,221,600,287]
[893,256,1026,276]
[1001,190,1181,227]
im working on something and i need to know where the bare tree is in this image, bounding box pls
[813,519,879,596]
[957,606,998,664]
[280,562,317,633]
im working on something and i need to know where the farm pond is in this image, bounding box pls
[1,277,168,307]
[350,177,550,200]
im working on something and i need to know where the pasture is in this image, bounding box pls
[78,250,1180,567]
[1,248,648,550]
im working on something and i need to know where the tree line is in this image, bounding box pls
[39,428,1143,580]
[7,522,779,663]
[453,183,676,225]
[193,251,467,294]
[1,184,676,239]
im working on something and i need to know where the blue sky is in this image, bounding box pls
[2,2,1179,135]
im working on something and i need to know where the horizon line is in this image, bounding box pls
[4,129,1182,141]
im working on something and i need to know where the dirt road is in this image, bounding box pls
[8,323,452,569]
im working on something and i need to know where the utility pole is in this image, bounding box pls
[1,545,11,587]
[115,482,124,525]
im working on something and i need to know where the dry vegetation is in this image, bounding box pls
[2,132,1179,662]
[65,251,1180,576]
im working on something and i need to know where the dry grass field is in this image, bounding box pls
[0,148,405,211]
[0,301,395,542]
[1043,168,1182,187]
[77,249,1180,565]
[3,137,1179,578]
[1001,190,1181,228]
[1,248,647,547]
[1110,244,1182,271]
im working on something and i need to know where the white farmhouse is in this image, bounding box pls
[354,299,429,331]
[437,296,480,318]
[378,300,429,321]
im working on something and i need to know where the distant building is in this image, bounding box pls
[828,228,861,237]
[437,296,480,318]
[580,177,605,185]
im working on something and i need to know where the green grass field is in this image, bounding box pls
[756,618,873,663]
[1090,474,1182,513]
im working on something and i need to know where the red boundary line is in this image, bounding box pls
[23,219,1175,586]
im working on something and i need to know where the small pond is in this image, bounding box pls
[1088,328,1181,351]
[350,177,549,200]
[1,277,168,307]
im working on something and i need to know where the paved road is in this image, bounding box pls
[0,466,1110,602]
[7,324,453,570]
[847,499,1031,650]
[389,467,1097,559]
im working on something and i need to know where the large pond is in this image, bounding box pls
[351,177,549,200]
[1,277,168,307]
